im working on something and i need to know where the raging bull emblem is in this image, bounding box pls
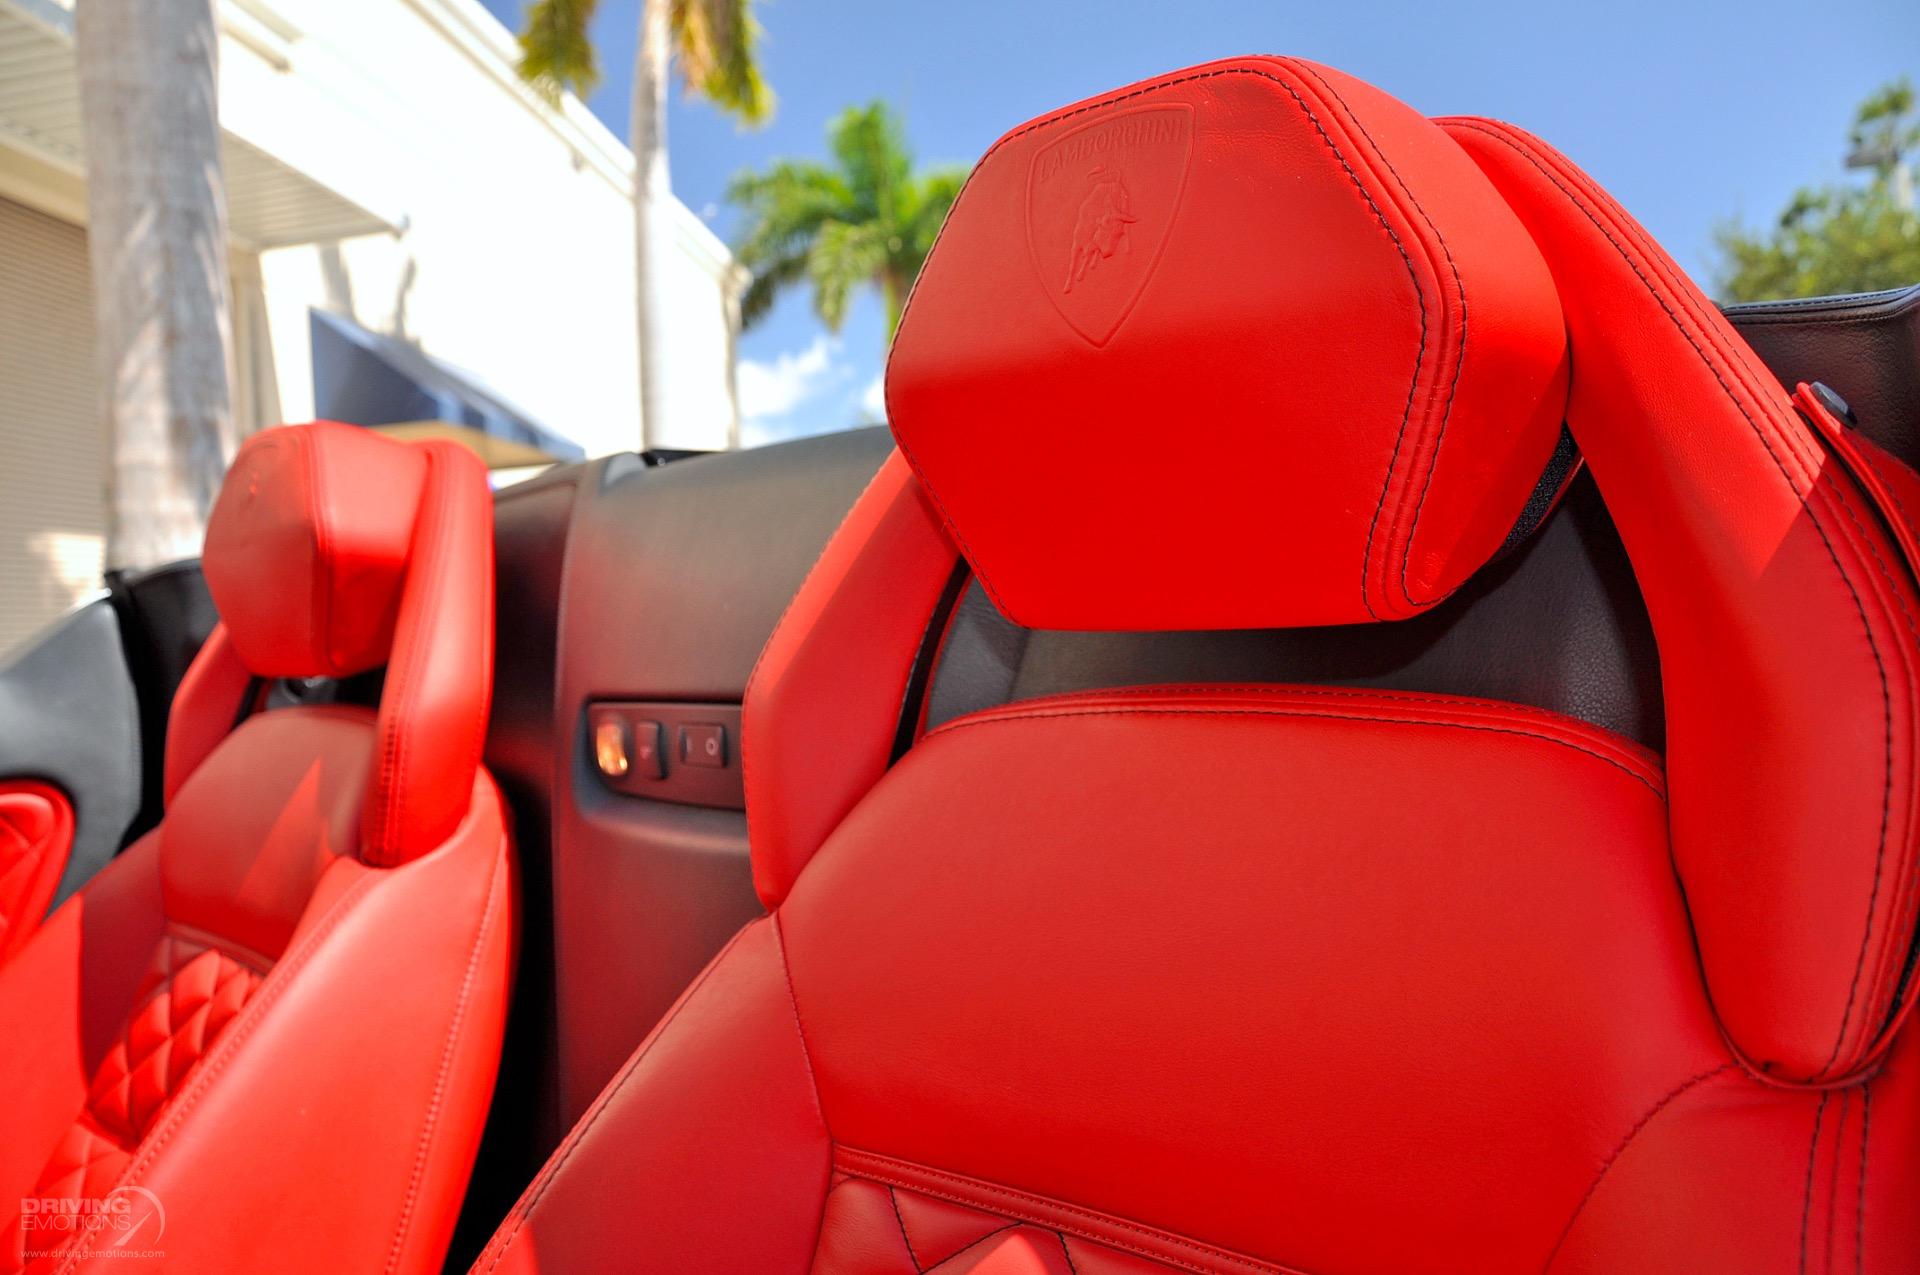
[1063,167,1139,294]
[1025,103,1193,345]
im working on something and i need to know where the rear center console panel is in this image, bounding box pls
[548,429,892,1125]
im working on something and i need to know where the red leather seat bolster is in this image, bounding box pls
[472,917,830,1275]
[744,451,960,908]
[1446,117,1920,1084]
[163,625,253,805]
[362,441,497,865]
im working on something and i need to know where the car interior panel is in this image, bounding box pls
[2,50,1920,1275]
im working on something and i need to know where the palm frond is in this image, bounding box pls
[829,102,911,221]
[901,166,965,259]
[806,220,889,331]
[738,253,808,329]
[515,0,602,102]
[727,161,855,268]
[671,0,774,125]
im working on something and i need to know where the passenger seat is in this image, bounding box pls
[0,422,515,1273]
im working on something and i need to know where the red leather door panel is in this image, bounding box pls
[0,781,72,960]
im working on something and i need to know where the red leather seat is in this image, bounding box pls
[0,422,515,1273]
[472,59,1920,1273]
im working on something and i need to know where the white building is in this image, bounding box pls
[0,0,745,655]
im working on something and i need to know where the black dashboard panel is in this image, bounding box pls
[546,427,892,1127]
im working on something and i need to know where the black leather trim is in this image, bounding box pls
[1725,284,1920,467]
[925,471,1665,749]
[0,599,143,904]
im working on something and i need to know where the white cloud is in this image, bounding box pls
[736,335,841,424]
[861,375,886,422]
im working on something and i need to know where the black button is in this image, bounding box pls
[1809,381,1857,426]
[681,723,727,768]
[632,719,665,779]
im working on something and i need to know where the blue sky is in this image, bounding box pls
[480,0,1917,446]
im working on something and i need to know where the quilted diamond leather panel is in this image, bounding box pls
[33,934,263,1206]
[815,1175,1230,1275]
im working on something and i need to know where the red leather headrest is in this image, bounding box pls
[204,422,428,678]
[188,421,496,865]
[888,56,1570,630]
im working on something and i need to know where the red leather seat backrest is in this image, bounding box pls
[475,56,1920,1275]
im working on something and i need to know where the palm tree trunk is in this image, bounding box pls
[74,0,236,571]
[632,0,672,452]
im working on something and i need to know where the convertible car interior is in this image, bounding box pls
[2,54,1919,1274]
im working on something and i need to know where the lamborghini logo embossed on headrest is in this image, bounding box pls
[1063,167,1138,294]
[1026,103,1193,346]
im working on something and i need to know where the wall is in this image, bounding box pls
[238,0,741,458]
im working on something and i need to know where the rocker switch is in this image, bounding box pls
[631,719,665,779]
[681,723,727,768]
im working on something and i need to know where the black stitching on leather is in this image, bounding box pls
[1855,1082,1871,1274]
[1286,59,1471,611]
[1058,1233,1083,1274]
[1800,1091,1830,1275]
[1824,1090,1851,1275]
[1542,1061,1735,1272]
[887,1185,926,1273]
[1447,119,1903,1083]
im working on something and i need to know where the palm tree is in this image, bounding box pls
[517,0,771,452]
[728,102,963,340]
[74,0,236,570]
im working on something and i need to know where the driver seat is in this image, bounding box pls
[473,58,1920,1274]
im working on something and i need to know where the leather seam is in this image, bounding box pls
[1816,465,1920,1064]
[929,702,1665,798]
[886,1184,926,1273]
[771,910,830,1138]
[475,922,754,1274]
[1542,1060,1736,1273]
[837,1148,1311,1275]
[373,450,446,866]
[1447,118,1906,1082]
[49,870,383,1274]
[1286,58,1470,611]
[881,62,1427,624]
[1824,1090,1851,1275]
[1855,1081,1871,1274]
[161,920,273,975]
[382,841,505,1275]
[1800,1090,1831,1275]
[996,683,1662,764]
[301,427,340,677]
